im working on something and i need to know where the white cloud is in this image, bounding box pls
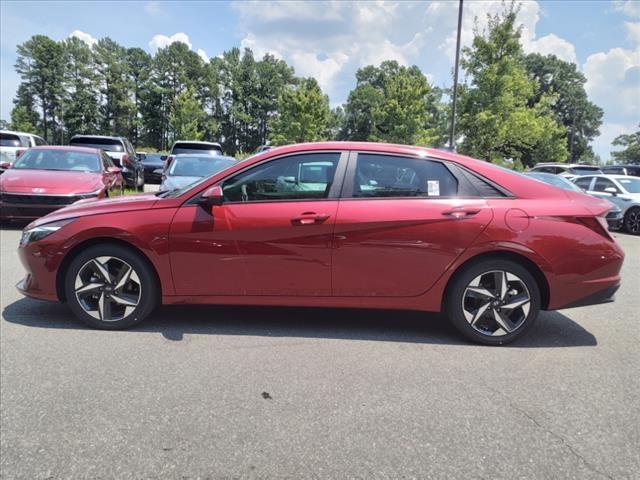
[68,30,97,47]
[436,1,576,63]
[584,47,640,118]
[625,21,640,43]
[149,32,192,51]
[613,0,640,19]
[197,48,209,63]
[592,121,637,161]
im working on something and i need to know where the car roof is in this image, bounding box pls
[174,153,235,161]
[173,140,222,146]
[29,145,101,154]
[0,129,42,137]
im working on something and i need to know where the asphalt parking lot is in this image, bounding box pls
[1,226,638,479]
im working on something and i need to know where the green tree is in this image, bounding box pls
[15,35,65,141]
[169,87,204,142]
[94,38,135,136]
[10,105,37,132]
[62,36,100,139]
[457,4,567,166]
[12,83,41,134]
[341,61,440,145]
[125,47,152,146]
[524,53,602,163]
[611,124,640,164]
[270,78,331,145]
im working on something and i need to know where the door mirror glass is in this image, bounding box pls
[200,185,224,208]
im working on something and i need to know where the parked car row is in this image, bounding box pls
[1,132,231,222]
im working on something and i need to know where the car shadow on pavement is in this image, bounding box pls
[3,297,597,348]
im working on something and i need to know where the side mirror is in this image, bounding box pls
[107,166,122,174]
[0,162,11,169]
[199,185,224,209]
[604,187,618,196]
[160,155,168,161]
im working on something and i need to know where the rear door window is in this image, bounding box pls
[573,177,594,190]
[351,154,458,198]
[593,177,621,194]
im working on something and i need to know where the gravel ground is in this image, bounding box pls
[1,226,638,479]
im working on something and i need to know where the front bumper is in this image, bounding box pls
[1,193,97,220]
[606,210,624,230]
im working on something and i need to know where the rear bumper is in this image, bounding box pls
[556,283,620,310]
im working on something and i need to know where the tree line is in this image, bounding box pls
[7,4,638,165]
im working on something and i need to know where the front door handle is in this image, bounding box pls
[442,208,481,218]
[291,212,330,226]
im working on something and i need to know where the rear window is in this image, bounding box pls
[569,166,602,175]
[171,142,222,155]
[0,133,29,147]
[70,137,124,152]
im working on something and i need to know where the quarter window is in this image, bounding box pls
[222,153,340,202]
[352,154,458,198]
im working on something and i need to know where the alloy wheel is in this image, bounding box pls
[462,270,531,337]
[74,256,141,322]
[626,209,640,234]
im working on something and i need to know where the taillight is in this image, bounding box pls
[576,216,612,240]
[121,154,130,167]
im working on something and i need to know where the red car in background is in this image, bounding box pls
[15,142,624,345]
[0,146,124,221]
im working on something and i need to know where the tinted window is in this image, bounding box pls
[570,166,602,175]
[172,142,222,155]
[12,149,100,172]
[222,153,339,202]
[102,152,115,169]
[573,177,593,190]
[0,133,27,147]
[593,177,620,193]
[352,154,458,198]
[70,137,124,152]
[602,166,624,175]
[169,156,235,177]
[34,136,47,146]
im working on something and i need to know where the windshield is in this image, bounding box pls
[618,177,640,193]
[168,156,235,177]
[12,149,100,172]
[70,137,124,152]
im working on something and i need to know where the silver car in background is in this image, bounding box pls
[572,174,640,234]
[159,154,235,192]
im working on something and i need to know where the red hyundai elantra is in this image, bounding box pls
[15,142,624,345]
[0,146,124,220]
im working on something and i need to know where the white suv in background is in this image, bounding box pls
[0,130,47,168]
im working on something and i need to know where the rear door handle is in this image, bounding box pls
[442,208,481,218]
[291,212,330,226]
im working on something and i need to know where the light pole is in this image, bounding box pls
[449,0,464,151]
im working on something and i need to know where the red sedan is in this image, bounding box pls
[0,146,124,220]
[16,142,624,345]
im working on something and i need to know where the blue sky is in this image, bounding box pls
[1,0,639,160]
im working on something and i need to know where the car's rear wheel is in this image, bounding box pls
[445,259,541,345]
[64,244,158,329]
[624,207,640,235]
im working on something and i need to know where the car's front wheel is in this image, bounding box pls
[445,259,541,345]
[624,207,640,235]
[64,244,158,329]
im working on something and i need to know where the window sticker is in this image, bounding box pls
[427,180,440,196]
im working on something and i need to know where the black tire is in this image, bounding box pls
[64,243,159,329]
[445,258,541,346]
[623,207,640,235]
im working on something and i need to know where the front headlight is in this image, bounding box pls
[20,218,76,246]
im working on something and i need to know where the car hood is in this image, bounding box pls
[0,169,103,194]
[27,193,160,228]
